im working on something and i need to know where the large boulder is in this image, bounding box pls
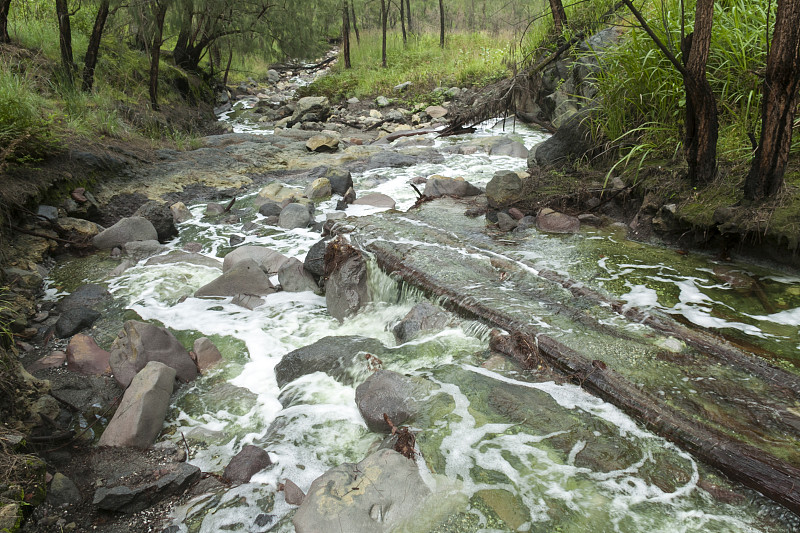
[109,320,197,388]
[489,139,529,159]
[134,201,178,243]
[304,178,332,200]
[279,203,312,229]
[290,96,331,124]
[536,208,580,234]
[352,193,396,209]
[55,306,100,338]
[325,238,370,322]
[223,245,289,274]
[303,239,329,278]
[423,176,482,198]
[293,449,431,533]
[392,302,452,344]
[530,106,595,167]
[99,361,176,448]
[308,166,353,196]
[222,445,272,484]
[355,370,419,432]
[278,258,320,294]
[93,217,158,250]
[275,336,386,388]
[66,334,110,375]
[195,258,276,298]
[486,171,523,208]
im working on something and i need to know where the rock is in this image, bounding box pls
[508,207,525,220]
[489,140,529,159]
[275,336,386,388]
[267,69,280,84]
[145,251,222,270]
[93,462,200,513]
[497,212,518,232]
[27,351,66,372]
[422,176,482,198]
[347,97,360,105]
[425,105,448,119]
[291,96,331,124]
[392,302,452,344]
[55,306,100,338]
[536,209,580,234]
[204,203,225,216]
[258,201,283,217]
[66,334,110,375]
[231,294,265,310]
[37,205,59,223]
[306,133,339,152]
[48,473,81,507]
[343,186,357,204]
[193,337,222,372]
[222,246,289,275]
[355,370,419,432]
[305,178,332,200]
[58,283,109,312]
[134,201,178,243]
[486,171,523,208]
[304,239,328,277]
[229,234,245,247]
[530,106,595,167]
[366,152,419,169]
[515,215,537,231]
[352,193,396,209]
[578,213,603,226]
[99,361,176,447]
[325,238,370,322]
[283,479,305,505]
[369,109,383,119]
[109,320,197,388]
[278,258,320,293]
[279,203,312,229]
[376,96,390,107]
[394,82,412,92]
[170,202,193,223]
[308,166,353,196]
[123,240,164,261]
[293,449,430,533]
[0,503,20,532]
[58,217,102,239]
[222,445,272,484]
[93,217,158,250]
[196,258,276,298]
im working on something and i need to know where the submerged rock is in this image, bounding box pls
[93,217,158,250]
[422,176,482,198]
[223,245,289,275]
[223,445,272,484]
[352,192,396,209]
[195,258,276,298]
[293,449,430,533]
[392,302,453,344]
[275,336,386,388]
[355,370,419,432]
[536,208,580,234]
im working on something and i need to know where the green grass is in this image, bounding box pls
[301,31,514,102]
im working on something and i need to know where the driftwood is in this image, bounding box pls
[270,56,335,73]
[361,238,800,516]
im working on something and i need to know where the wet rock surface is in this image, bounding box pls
[275,336,387,388]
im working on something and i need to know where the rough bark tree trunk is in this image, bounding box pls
[149,2,167,110]
[439,0,445,48]
[405,0,412,34]
[82,0,110,92]
[381,0,387,67]
[681,0,718,185]
[342,0,351,69]
[350,0,360,44]
[745,0,800,200]
[0,0,12,43]
[548,0,567,35]
[55,0,75,82]
[400,0,406,44]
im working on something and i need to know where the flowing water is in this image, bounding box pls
[44,115,800,532]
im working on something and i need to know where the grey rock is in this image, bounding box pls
[376,96,390,107]
[283,479,305,505]
[48,473,81,507]
[497,212,518,232]
[145,251,222,270]
[204,203,225,216]
[231,293,265,310]
[93,217,158,250]
[93,462,200,513]
[425,105,448,119]
[134,201,178,243]
[293,449,430,533]
[422,177,482,198]
[223,445,272,484]
[196,258,276,298]
[355,370,419,432]
[109,320,197,388]
[304,239,329,277]
[392,302,452,344]
[347,97,360,105]
[55,306,101,338]
[267,69,280,84]
[279,203,312,229]
[394,82,412,92]
[278,258,320,294]
[291,96,331,124]
[489,140,529,159]
[486,171,523,208]
[37,205,59,223]
[306,134,339,152]
[308,166,353,196]
[223,245,289,274]
[258,201,283,217]
[275,336,386,388]
[366,152,419,169]
[99,361,176,448]
[123,240,164,260]
[325,243,370,322]
[530,107,596,167]
[352,193,396,209]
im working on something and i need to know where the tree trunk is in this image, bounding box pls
[548,0,567,35]
[400,0,406,44]
[381,0,387,67]
[342,0,351,69]
[405,0,412,34]
[745,0,800,200]
[681,0,718,185]
[350,0,360,44]
[439,0,445,48]
[55,0,75,82]
[149,2,167,110]
[82,0,110,92]
[0,0,12,43]
[173,26,192,70]
[223,46,233,86]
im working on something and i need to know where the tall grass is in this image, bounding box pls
[0,69,58,166]
[595,0,774,171]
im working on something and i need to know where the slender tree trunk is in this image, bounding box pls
[381,0,387,67]
[400,0,406,44]
[405,0,412,34]
[342,0,351,68]
[350,0,360,44]
[681,0,718,185]
[439,0,445,48]
[149,2,167,110]
[82,0,110,92]
[0,0,12,43]
[223,46,233,86]
[745,0,800,200]
[548,0,567,36]
[55,0,75,82]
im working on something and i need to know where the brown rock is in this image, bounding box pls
[536,209,580,234]
[193,337,222,372]
[66,334,111,375]
[508,208,525,220]
[223,445,272,484]
[283,479,305,505]
[27,351,66,373]
[71,188,87,203]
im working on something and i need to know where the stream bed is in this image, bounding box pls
[45,113,800,532]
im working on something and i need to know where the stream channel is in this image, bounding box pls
[45,100,800,532]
